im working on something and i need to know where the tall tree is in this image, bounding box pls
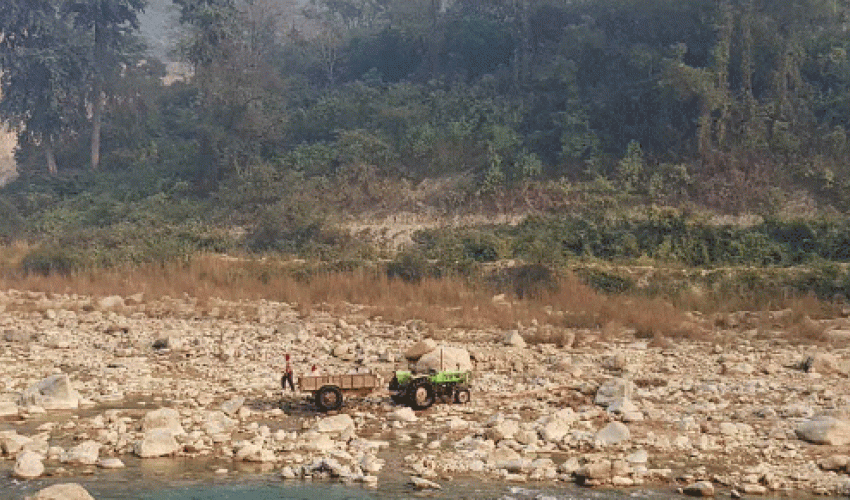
[0,0,86,174]
[64,0,147,171]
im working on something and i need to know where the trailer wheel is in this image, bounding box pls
[454,388,470,404]
[315,385,343,412]
[408,380,435,410]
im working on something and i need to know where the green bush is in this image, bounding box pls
[386,252,439,283]
[20,246,84,276]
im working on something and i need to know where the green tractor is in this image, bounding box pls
[388,370,471,410]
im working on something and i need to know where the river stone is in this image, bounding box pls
[539,408,577,442]
[627,449,649,464]
[405,339,437,360]
[595,378,634,406]
[410,476,442,490]
[0,430,32,455]
[203,411,236,435]
[576,459,612,481]
[315,414,354,435]
[97,458,125,469]
[503,331,526,348]
[803,353,848,375]
[98,295,125,309]
[0,400,18,417]
[135,428,180,458]
[25,483,96,500]
[488,446,521,468]
[596,422,631,445]
[60,441,100,465]
[819,454,850,471]
[684,481,715,497]
[13,451,45,479]
[797,416,850,445]
[142,408,185,435]
[19,374,81,410]
[415,346,472,372]
[389,407,418,423]
[220,396,245,416]
[487,419,519,442]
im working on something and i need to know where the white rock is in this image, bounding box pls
[13,451,45,479]
[539,408,577,442]
[797,416,850,445]
[595,378,634,407]
[135,428,180,458]
[415,346,472,372]
[596,422,631,445]
[97,458,125,469]
[25,483,96,500]
[315,414,355,435]
[142,408,185,435]
[203,411,236,435]
[0,430,32,455]
[405,339,437,360]
[389,407,418,423]
[220,396,245,416]
[503,331,526,348]
[60,441,100,466]
[98,295,125,309]
[0,400,18,417]
[410,476,442,490]
[19,374,81,410]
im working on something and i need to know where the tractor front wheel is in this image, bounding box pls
[408,381,435,410]
[315,385,343,412]
[454,388,470,404]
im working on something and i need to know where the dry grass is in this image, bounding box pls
[0,253,694,340]
[0,251,840,344]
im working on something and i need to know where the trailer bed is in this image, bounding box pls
[299,373,379,392]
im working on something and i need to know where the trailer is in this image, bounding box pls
[297,373,380,412]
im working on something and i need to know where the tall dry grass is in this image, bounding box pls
[0,253,696,338]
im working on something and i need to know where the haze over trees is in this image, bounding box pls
[0,0,849,268]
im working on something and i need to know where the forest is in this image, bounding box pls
[0,0,849,274]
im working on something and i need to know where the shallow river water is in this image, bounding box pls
[0,458,677,500]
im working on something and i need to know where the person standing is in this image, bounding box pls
[281,353,295,391]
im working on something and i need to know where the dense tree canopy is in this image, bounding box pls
[1,0,849,213]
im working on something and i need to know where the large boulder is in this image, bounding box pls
[13,451,45,479]
[683,481,715,497]
[314,414,355,435]
[415,346,472,372]
[142,408,185,435]
[0,430,32,455]
[135,428,180,458]
[60,441,100,466]
[595,378,634,407]
[19,374,81,410]
[803,353,849,375]
[487,419,520,442]
[503,331,526,348]
[0,400,18,417]
[539,408,577,443]
[797,416,850,445]
[405,339,437,360]
[25,483,96,500]
[596,422,631,445]
[203,411,236,435]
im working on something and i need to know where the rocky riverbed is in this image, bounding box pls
[2,288,850,499]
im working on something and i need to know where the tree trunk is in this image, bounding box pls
[91,79,102,171]
[45,136,57,175]
[90,19,104,171]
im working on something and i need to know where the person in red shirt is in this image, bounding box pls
[281,353,295,391]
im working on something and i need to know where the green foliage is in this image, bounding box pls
[20,246,84,276]
[386,251,440,283]
[574,267,635,294]
[0,197,24,244]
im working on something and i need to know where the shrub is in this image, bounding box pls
[20,246,84,276]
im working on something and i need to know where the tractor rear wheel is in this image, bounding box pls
[315,385,343,412]
[408,381,435,410]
